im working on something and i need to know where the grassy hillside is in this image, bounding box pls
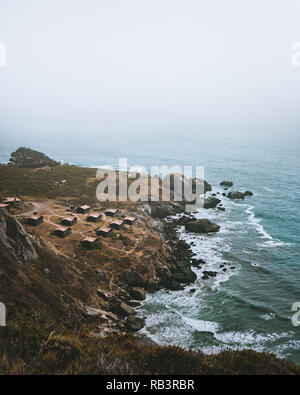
[1,329,299,375]
[0,164,97,202]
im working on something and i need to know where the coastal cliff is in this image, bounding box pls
[0,162,298,375]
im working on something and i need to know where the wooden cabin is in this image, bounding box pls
[53,227,71,238]
[80,237,99,249]
[124,216,137,225]
[0,203,10,210]
[3,197,21,206]
[60,216,77,226]
[110,220,124,230]
[57,179,68,186]
[105,208,119,217]
[27,215,43,226]
[87,213,102,223]
[76,205,90,214]
[96,227,113,237]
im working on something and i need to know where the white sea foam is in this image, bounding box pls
[264,186,275,193]
[244,205,291,247]
[245,205,273,240]
[178,235,233,289]
[181,316,219,333]
[259,312,276,321]
[139,303,295,360]
[201,330,295,356]
[260,239,291,248]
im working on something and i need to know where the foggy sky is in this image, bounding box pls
[0,0,300,137]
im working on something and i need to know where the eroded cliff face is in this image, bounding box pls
[0,209,37,263]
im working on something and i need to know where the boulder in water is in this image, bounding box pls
[185,219,220,234]
[227,191,245,199]
[202,271,217,280]
[220,181,233,187]
[204,197,221,209]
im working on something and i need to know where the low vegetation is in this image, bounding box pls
[9,147,60,168]
[1,327,299,375]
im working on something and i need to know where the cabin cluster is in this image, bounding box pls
[24,202,137,250]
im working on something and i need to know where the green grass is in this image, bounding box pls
[1,329,299,375]
[0,164,97,202]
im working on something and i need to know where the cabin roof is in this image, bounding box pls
[82,237,98,243]
[97,227,111,233]
[0,204,10,208]
[124,216,136,221]
[62,216,76,221]
[88,213,102,218]
[55,226,70,232]
[111,220,123,226]
[105,208,118,213]
[4,197,21,202]
[80,205,90,210]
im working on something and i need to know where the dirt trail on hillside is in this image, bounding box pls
[16,201,55,216]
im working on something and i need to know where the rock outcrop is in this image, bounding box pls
[227,191,253,199]
[220,181,233,187]
[125,315,145,332]
[202,271,217,280]
[9,147,60,168]
[0,209,37,263]
[123,270,145,287]
[204,197,221,209]
[204,180,212,193]
[149,204,179,219]
[129,287,146,301]
[185,219,220,234]
[227,191,246,199]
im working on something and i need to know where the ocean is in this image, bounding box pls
[0,129,299,364]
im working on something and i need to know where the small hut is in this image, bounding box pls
[96,228,113,237]
[87,213,102,223]
[124,216,137,225]
[53,227,71,238]
[76,205,90,214]
[110,220,124,230]
[57,179,68,186]
[3,197,21,206]
[0,203,10,210]
[60,216,77,226]
[27,215,44,226]
[80,237,99,249]
[105,208,119,217]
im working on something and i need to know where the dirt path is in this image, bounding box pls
[15,201,55,217]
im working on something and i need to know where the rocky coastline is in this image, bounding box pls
[114,179,254,334]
